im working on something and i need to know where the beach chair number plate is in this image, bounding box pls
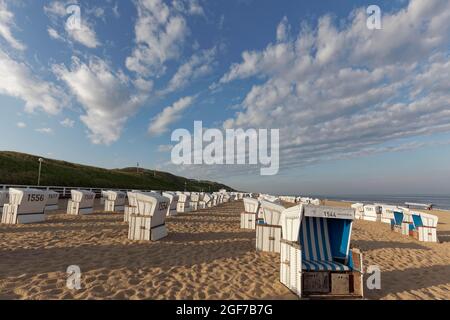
[27,194,45,202]
[304,205,354,220]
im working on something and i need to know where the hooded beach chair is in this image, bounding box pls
[44,190,60,211]
[67,190,95,215]
[162,192,179,216]
[351,203,364,219]
[124,190,140,222]
[199,193,212,209]
[2,188,48,224]
[128,192,170,241]
[189,192,200,211]
[362,205,381,222]
[390,210,410,235]
[176,192,191,213]
[240,197,260,230]
[104,191,126,213]
[279,204,363,298]
[379,204,397,224]
[256,200,286,253]
[409,211,438,242]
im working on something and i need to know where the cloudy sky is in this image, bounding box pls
[1,0,450,195]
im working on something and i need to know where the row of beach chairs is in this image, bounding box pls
[0,187,248,244]
[241,195,363,299]
[351,202,439,242]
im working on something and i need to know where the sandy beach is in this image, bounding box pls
[0,199,449,300]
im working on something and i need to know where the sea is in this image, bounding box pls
[310,195,450,211]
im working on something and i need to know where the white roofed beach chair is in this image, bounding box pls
[162,192,179,216]
[279,204,363,298]
[256,201,286,253]
[128,192,170,241]
[67,190,95,215]
[408,211,439,242]
[241,197,261,230]
[2,188,48,224]
[104,191,126,213]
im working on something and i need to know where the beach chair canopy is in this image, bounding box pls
[410,211,438,229]
[299,205,355,272]
[8,188,49,213]
[260,200,285,225]
[127,191,139,207]
[135,192,170,219]
[106,191,126,202]
[391,211,404,226]
[243,197,259,213]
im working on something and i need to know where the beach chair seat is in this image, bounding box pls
[299,216,352,271]
[301,259,351,272]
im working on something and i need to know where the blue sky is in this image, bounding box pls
[1,0,450,195]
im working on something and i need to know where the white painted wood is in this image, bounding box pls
[240,212,257,229]
[260,200,285,226]
[1,188,48,224]
[280,240,302,297]
[280,204,303,242]
[256,224,282,253]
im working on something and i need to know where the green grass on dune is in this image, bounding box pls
[0,151,233,192]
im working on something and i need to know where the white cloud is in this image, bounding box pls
[16,122,26,128]
[48,27,64,41]
[112,3,120,18]
[36,128,54,134]
[148,95,195,136]
[0,0,26,50]
[157,144,173,152]
[162,47,216,94]
[65,20,100,48]
[220,0,450,172]
[53,57,148,145]
[125,0,189,76]
[43,1,68,17]
[0,49,67,114]
[60,118,75,128]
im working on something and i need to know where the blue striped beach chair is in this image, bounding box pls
[390,211,409,235]
[408,211,438,242]
[280,205,364,298]
[299,216,353,272]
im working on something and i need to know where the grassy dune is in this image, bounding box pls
[0,151,232,192]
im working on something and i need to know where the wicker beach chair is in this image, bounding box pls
[280,205,364,298]
[2,188,48,224]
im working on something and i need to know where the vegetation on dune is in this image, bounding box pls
[0,151,233,192]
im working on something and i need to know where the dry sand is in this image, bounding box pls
[0,199,449,300]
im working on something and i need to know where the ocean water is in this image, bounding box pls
[313,195,450,211]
